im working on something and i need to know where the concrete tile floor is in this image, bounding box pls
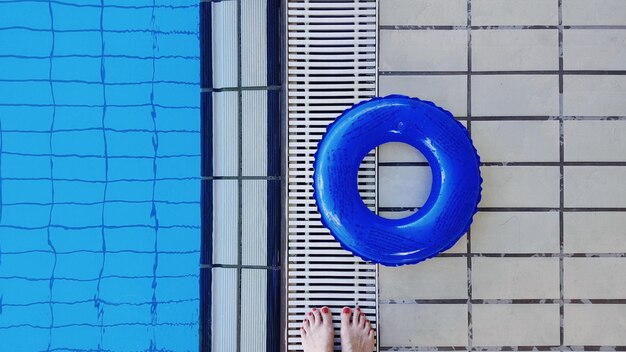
[377,0,626,349]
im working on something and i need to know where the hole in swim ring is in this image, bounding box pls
[358,142,433,220]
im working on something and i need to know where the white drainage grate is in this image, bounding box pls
[285,0,378,350]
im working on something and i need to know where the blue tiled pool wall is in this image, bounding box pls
[0,1,201,351]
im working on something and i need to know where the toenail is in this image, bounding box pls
[360,313,365,317]
[356,307,360,311]
[322,307,329,313]
[312,308,316,311]
[308,312,312,316]
[342,307,350,314]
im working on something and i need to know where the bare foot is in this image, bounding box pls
[340,307,375,352]
[300,306,334,352]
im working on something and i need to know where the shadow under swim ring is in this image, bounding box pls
[313,95,482,266]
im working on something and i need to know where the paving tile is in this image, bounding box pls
[563,75,626,117]
[380,0,467,26]
[211,268,238,351]
[564,166,626,207]
[564,258,626,299]
[379,75,468,117]
[564,212,626,253]
[380,30,468,71]
[445,233,468,254]
[212,180,238,265]
[563,0,626,25]
[241,0,267,87]
[378,210,418,220]
[564,120,626,162]
[472,30,559,71]
[379,304,468,346]
[471,0,558,26]
[379,142,428,163]
[240,269,267,352]
[472,304,560,346]
[564,30,626,70]
[479,166,560,208]
[241,180,267,266]
[472,121,560,162]
[212,0,238,88]
[242,90,267,176]
[564,304,626,345]
[375,211,467,252]
[380,257,467,300]
[379,166,432,208]
[213,91,239,176]
[472,212,560,253]
[472,257,560,299]
[471,75,560,117]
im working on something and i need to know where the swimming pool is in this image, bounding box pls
[0,1,201,350]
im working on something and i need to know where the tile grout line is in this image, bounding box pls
[237,0,243,349]
[351,115,626,122]
[379,161,626,167]
[558,0,565,350]
[378,24,626,30]
[380,298,626,305]
[466,0,473,350]
[96,0,109,346]
[431,252,625,258]
[46,1,58,348]
[379,70,626,76]
[201,85,281,92]
[380,345,626,351]
[208,263,281,270]
[458,116,626,121]
[149,1,160,347]
[202,175,281,180]
[380,206,626,212]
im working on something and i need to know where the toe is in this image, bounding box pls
[302,318,310,333]
[320,306,333,324]
[300,325,307,337]
[369,328,375,341]
[340,306,352,326]
[352,307,361,325]
[306,310,316,325]
[358,313,366,328]
[312,307,322,325]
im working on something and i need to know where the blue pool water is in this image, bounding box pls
[0,1,200,350]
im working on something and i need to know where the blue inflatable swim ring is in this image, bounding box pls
[313,95,482,266]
